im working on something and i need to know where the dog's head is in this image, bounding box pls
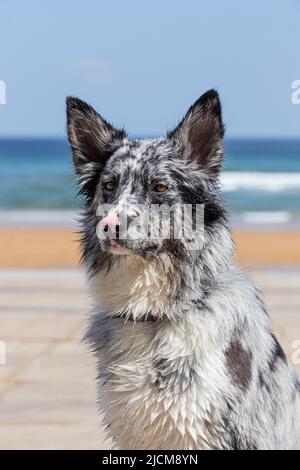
[67,90,226,271]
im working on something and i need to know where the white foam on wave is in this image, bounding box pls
[241,211,292,224]
[0,209,299,229]
[0,210,78,227]
[221,172,300,192]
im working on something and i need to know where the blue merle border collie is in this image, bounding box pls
[66,90,300,450]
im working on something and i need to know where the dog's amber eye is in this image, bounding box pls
[154,184,168,193]
[104,181,115,191]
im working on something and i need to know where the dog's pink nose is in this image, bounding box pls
[100,208,120,232]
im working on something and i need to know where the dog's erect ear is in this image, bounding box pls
[168,89,224,175]
[66,97,127,174]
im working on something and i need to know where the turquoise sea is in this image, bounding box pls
[0,138,300,226]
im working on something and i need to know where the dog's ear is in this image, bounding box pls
[66,97,126,175]
[168,89,224,175]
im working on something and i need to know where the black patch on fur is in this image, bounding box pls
[290,375,300,402]
[153,355,196,392]
[190,297,214,314]
[225,339,253,392]
[258,370,271,394]
[268,334,287,372]
[228,429,258,450]
[113,311,157,322]
[191,298,207,309]
[222,401,258,450]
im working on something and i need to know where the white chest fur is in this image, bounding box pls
[87,307,229,450]
[85,255,240,449]
[89,255,180,320]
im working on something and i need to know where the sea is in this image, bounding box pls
[0,137,300,228]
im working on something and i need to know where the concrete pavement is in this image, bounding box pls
[0,268,299,449]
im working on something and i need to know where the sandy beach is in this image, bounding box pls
[0,227,299,268]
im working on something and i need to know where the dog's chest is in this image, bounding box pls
[90,256,178,320]
[94,319,226,450]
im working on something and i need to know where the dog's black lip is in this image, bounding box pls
[112,313,157,322]
[112,238,157,249]
[107,237,160,255]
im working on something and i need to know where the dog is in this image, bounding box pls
[66,90,300,450]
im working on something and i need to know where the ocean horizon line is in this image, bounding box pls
[0,135,300,142]
[1,137,299,214]
[1,209,300,230]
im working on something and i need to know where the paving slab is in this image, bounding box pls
[0,268,299,449]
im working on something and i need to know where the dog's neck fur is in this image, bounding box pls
[89,223,235,324]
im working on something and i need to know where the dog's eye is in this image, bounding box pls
[104,181,115,191]
[154,184,168,193]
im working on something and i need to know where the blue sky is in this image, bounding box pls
[0,0,299,137]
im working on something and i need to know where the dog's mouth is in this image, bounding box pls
[106,238,132,255]
[104,237,161,258]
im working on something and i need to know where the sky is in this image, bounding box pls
[0,0,299,138]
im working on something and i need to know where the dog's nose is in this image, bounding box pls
[100,208,120,233]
